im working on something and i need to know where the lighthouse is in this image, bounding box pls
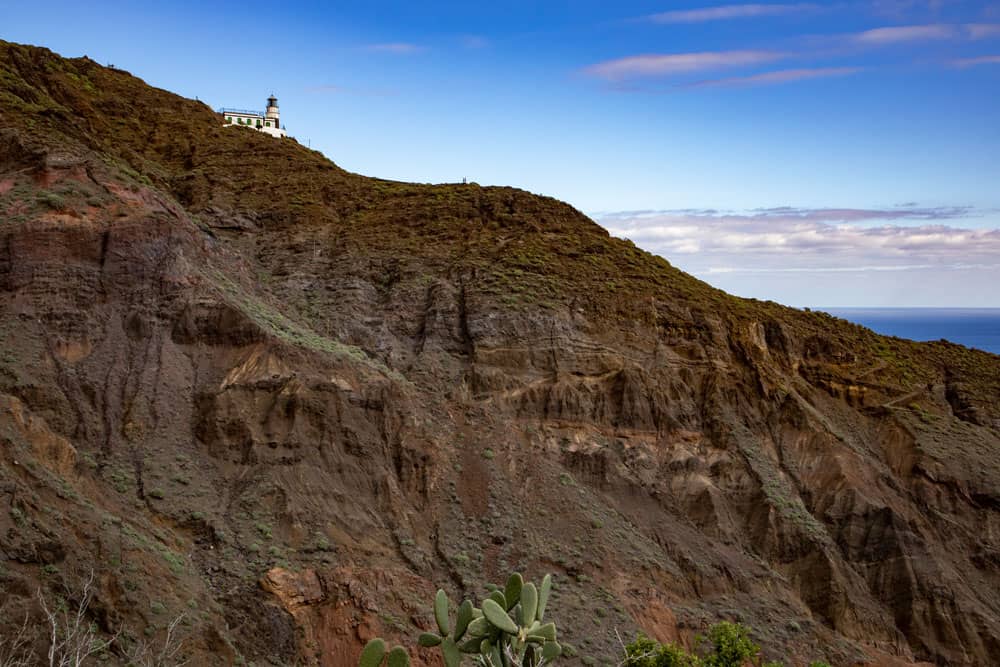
[218,94,288,138]
[266,95,280,126]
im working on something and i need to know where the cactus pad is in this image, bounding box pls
[386,646,410,667]
[483,598,519,634]
[358,638,386,667]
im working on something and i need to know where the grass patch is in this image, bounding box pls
[203,267,406,382]
[37,192,65,210]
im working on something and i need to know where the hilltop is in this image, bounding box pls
[1,40,999,666]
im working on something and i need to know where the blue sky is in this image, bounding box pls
[4,1,1000,306]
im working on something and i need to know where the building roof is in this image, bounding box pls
[218,107,264,117]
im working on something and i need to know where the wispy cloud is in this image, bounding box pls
[952,54,1000,67]
[869,0,954,20]
[601,205,975,228]
[700,263,1000,274]
[460,35,491,49]
[597,206,1000,275]
[967,23,1000,39]
[647,3,819,24]
[586,17,1000,90]
[852,23,958,44]
[847,23,1000,45]
[583,50,787,81]
[686,66,862,88]
[365,42,425,54]
[305,84,348,93]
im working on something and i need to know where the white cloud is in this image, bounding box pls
[597,206,1000,272]
[364,43,425,54]
[967,23,1000,39]
[847,23,1000,45]
[597,207,1000,305]
[460,35,490,49]
[647,3,819,24]
[852,23,959,44]
[952,54,1000,67]
[686,66,862,88]
[583,50,787,81]
[584,19,1000,91]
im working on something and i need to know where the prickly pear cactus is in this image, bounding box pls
[418,573,562,666]
[358,638,410,667]
[359,572,561,667]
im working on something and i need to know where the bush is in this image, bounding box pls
[623,634,699,667]
[623,622,810,667]
[702,621,759,667]
[37,192,65,210]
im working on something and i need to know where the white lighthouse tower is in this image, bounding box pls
[259,94,286,138]
[264,95,282,132]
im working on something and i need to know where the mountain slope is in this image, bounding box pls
[1,40,1000,666]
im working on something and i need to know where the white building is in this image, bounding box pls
[219,95,287,138]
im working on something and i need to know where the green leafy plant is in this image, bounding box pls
[622,634,698,667]
[623,623,801,667]
[701,621,759,667]
[360,572,561,666]
[358,638,410,667]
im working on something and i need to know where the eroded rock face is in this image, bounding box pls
[2,40,1000,667]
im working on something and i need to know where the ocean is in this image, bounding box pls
[821,308,1000,356]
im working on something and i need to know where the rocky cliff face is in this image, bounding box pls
[1,41,1000,666]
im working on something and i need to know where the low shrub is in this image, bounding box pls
[623,622,820,667]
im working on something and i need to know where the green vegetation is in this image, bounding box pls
[908,402,938,424]
[733,423,830,545]
[203,267,405,382]
[361,599,826,667]
[37,192,65,210]
[361,572,561,667]
[358,639,410,667]
[108,468,131,494]
[623,635,699,667]
[622,622,826,667]
[701,622,773,667]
